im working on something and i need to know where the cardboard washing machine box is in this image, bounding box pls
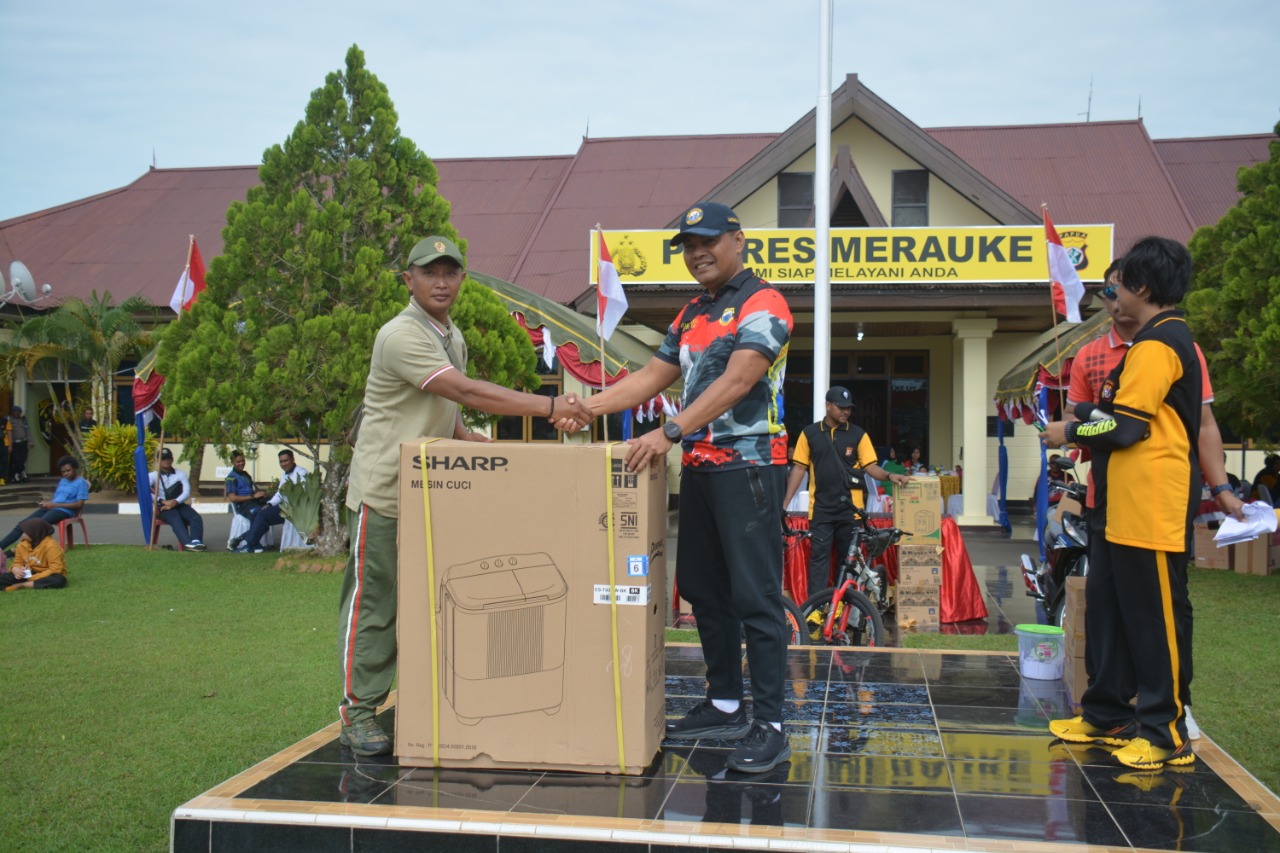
[395,440,668,774]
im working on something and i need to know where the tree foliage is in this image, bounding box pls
[157,45,537,553]
[1186,123,1280,442]
[454,277,540,429]
[0,291,154,459]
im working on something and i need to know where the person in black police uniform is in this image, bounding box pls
[563,202,795,774]
[782,387,909,597]
[1043,236,1201,770]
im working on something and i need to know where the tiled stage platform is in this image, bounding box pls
[173,645,1280,853]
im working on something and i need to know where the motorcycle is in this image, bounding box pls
[1019,460,1090,627]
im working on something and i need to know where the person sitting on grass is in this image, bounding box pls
[2,519,67,590]
[0,455,88,556]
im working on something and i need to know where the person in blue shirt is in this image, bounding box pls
[224,451,267,519]
[0,455,89,552]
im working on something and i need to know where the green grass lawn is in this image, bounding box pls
[3,549,1275,852]
[1,547,342,853]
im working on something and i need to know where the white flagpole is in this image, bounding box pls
[1041,204,1066,416]
[812,0,833,421]
[176,234,195,314]
[596,224,609,442]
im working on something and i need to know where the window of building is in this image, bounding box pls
[781,350,930,460]
[987,415,1015,438]
[495,358,562,442]
[891,170,929,227]
[777,172,814,227]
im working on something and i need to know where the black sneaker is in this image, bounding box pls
[726,721,791,774]
[666,699,751,741]
[229,536,243,550]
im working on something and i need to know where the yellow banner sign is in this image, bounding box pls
[592,225,1113,285]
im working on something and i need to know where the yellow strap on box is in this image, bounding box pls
[604,443,626,773]
[419,439,443,765]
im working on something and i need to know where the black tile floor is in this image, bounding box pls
[174,644,1280,853]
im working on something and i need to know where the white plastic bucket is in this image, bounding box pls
[1015,624,1065,680]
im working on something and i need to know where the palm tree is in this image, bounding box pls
[4,291,155,458]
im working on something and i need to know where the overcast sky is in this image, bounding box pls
[1,0,1276,222]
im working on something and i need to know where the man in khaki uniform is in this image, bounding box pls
[337,235,589,756]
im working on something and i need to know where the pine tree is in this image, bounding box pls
[159,45,537,553]
[1186,122,1280,442]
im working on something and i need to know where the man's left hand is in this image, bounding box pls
[1216,489,1246,521]
[1042,421,1070,447]
[623,429,672,473]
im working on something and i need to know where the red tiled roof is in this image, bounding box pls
[926,120,1197,253]
[1153,134,1275,231]
[0,166,258,309]
[434,155,574,280]
[494,134,777,303]
[2,118,1270,314]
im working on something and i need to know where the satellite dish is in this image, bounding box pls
[8,260,37,302]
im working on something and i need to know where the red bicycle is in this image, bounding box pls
[797,508,905,647]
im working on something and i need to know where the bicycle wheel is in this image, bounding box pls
[782,597,805,645]
[800,587,887,648]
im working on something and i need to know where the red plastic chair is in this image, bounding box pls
[56,510,90,549]
[151,514,182,551]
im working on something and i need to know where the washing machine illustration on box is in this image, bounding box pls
[438,553,568,725]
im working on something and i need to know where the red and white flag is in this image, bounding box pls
[1044,211,1084,323]
[169,237,207,314]
[596,230,628,339]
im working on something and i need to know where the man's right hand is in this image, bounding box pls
[553,394,593,432]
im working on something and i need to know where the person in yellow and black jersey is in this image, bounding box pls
[782,386,909,599]
[1041,236,1200,771]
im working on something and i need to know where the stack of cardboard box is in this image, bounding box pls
[1233,532,1278,576]
[1193,521,1280,575]
[1061,576,1088,711]
[394,441,668,775]
[893,478,943,629]
[1192,523,1230,569]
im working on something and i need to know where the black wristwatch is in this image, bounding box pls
[1209,483,1233,497]
[662,421,684,443]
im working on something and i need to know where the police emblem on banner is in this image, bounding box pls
[1060,230,1090,272]
[613,235,647,277]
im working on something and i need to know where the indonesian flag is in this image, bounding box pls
[169,238,207,314]
[132,344,166,427]
[1044,211,1084,323]
[596,230,628,339]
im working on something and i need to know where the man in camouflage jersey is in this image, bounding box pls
[571,202,794,774]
